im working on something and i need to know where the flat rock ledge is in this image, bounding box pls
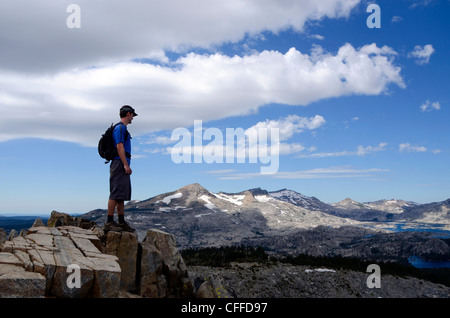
[1,226,120,298]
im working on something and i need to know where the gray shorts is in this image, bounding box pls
[109,159,131,201]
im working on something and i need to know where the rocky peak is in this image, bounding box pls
[180,183,209,194]
[363,199,417,214]
[248,188,269,196]
[269,189,334,212]
[333,198,368,209]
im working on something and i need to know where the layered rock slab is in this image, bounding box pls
[0,226,121,298]
[1,215,193,298]
[0,252,46,298]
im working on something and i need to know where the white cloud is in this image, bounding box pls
[399,143,427,153]
[0,42,405,146]
[0,1,404,148]
[309,34,325,40]
[0,0,361,74]
[245,115,326,142]
[278,143,307,155]
[273,167,390,179]
[212,166,389,180]
[244,115,326,156]
[142,135,175,145]
[420,100,441,112]
[391,16,403,23]
[409,0,434,9]
[356,143,388,156]
[409,44,435,64]
[149,115,323,158]
[299,142,388,158]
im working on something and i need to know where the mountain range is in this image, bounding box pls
[82,183,450,263]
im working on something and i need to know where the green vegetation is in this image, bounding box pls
[181,245,269,267]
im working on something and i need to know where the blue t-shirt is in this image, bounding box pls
[113,123,131,165]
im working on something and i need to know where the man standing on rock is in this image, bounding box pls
[105,105,137,232]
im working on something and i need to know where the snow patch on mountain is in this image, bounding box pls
[213,193,245,206]
[199,195,218,210]
[255,195,274,203]
[157,192,182,204]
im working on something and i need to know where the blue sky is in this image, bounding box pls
[0,0,448,216]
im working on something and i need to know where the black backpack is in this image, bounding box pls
[98,122,128,163]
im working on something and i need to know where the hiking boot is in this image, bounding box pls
[118,221,135,232]
[103,221,122,233]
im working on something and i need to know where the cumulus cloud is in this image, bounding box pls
[148,114,324,158]
[244,115,325,156]
[0,1,406,147]
[409,44,435,64]
[0,42,405,146]
[245,115,326,142]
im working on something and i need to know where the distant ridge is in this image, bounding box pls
[78,183,450,252]
[0,215,49,234]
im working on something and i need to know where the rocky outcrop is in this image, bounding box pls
[0,213,193,298]
[97,227,193,298]
[1,225,121,298]
[47,210,97,229]
[139,229,193,298]
[195,272,234,298]
[104,230,139,292]
[0,228,6,244]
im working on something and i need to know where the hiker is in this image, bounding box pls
[105,105,138,232]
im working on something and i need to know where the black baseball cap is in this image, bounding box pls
[120,105,138,116]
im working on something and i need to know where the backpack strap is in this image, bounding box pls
[115,122,131,159]
[115,122,129,143]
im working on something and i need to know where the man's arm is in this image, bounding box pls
[117,142,132,174]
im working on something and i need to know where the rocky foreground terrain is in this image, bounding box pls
[0,212,193,298]
[2,183,450,298]
[189,262,450,298]
[1,212,449,298]
[0,212,450,299]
